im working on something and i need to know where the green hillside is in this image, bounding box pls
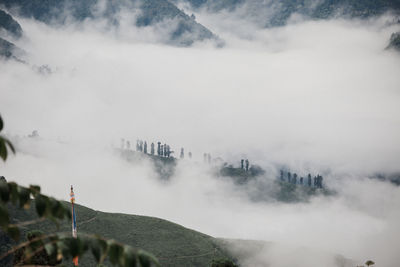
[3,201,234,266]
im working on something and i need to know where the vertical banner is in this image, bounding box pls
[70,186,79,266]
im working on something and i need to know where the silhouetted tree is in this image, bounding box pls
[365,260,375,266]
[300,177,304,185]
[180,148,184,159]
[167,145,171,157]
[160,145,164,156]
[288,172,291,183]
[136,139,140,151]
[316,175,323,188]
[28,130,39,138]
[241,159,244,169]
[308,174,312,186]
[280,170,284,180]
[143,141,147,154]
[164,144,167,157]
[157,142,161,156]
[293,173,297,184]
[245,159,249,171]
[139,140,143,152]
[151,142,155,155]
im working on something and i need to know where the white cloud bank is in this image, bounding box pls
[1,11,400,267]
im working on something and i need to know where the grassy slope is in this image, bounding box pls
[7,202,232,266]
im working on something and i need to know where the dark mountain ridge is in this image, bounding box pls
[180,0,400,27]
[0,0,216,46]
[0,9,22,38]
[0,9,24,60]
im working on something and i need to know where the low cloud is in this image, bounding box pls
[1,10,400,267]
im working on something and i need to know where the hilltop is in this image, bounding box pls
[119,148,334,203]
[2,201,235,266]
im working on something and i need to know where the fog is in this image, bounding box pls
[1,8,400,267]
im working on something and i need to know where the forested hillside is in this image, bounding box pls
[180,0,400,26]
[0,0,215,45]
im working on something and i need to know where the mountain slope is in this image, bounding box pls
[388,32,400,51]
[0,37,25,61]
[5,201,233,266]
[0,9,23,60]
[0,37,16,58]
[0,0,215,46]
[182,0,400,27]
[0,9,22,38]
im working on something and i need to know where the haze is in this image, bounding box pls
[1,8,400,267]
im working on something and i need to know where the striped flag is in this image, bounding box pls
[70,185,78,266]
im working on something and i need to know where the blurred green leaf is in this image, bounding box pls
[0,204,9,228]
[138,251,151,267]
[0,180,9,202]
[69,238,82,258]
[90,238,106,263]
[45,242,58,260]
[29,185,41,196]
[5,139,15,154]
[7,225,20,242]
[0,135,15,162]
[35,194,48,217]
[0,137,7,161]
[18,186,31,209]
[123,247,137,267]
[61,237,87,258]
[108,241,124,266]
[8,182,18,205]
[26,230,44,241]
[49,198,64,219]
